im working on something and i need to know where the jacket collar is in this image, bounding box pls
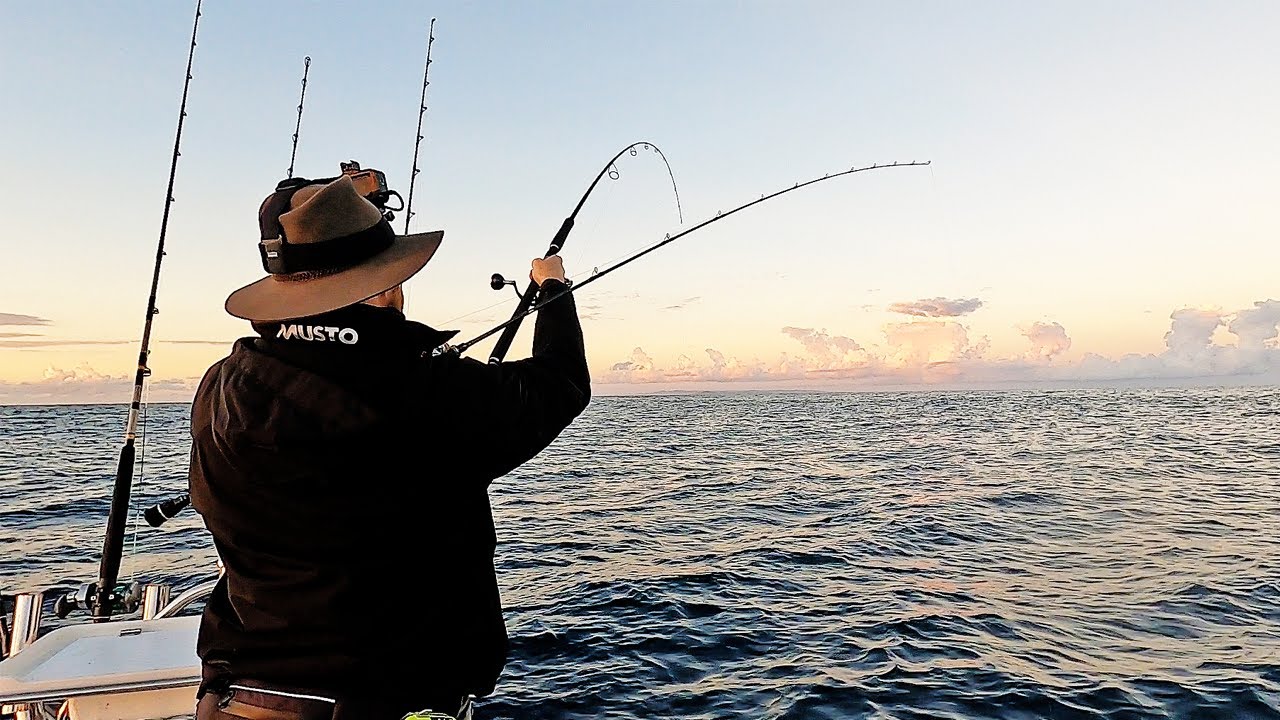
[250,304,458,356]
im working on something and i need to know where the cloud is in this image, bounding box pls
[595,299,1280,388]
[1164,308,1222,357]
[0,363,200,405]
[0,338,232,348]
[1022,322,1071,361]
[663,296,702,311]
[1228,299,1280,350]
[41,363,124,383]
[161,339,237,346]
[780,327,863,364]
[610,347,655,373]
[0,339,132,348]
[887,297,984,318]
[0,313,51,326]
[882,321,985,365]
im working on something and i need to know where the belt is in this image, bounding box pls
[199,684,335,720]
[400,698,473,720]
[197,680,472,720]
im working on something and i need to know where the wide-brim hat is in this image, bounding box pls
[225,174,442,322]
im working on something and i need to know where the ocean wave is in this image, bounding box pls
[3,389,1278,718]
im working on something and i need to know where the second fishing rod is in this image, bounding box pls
[451,152,931,359]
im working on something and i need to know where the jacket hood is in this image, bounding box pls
[198,339,384,457]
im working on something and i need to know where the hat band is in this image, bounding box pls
[258,219,396,275]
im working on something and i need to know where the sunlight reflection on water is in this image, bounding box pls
[2,386,1278,719]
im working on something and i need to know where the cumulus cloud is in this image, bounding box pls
[780,327,863,364]
[1228,299,1280,350]
[0,313,51,326]
[610,347,655,373]
[0,363,199,405]
[883,321,984,365]
[887,297,984,318]
[1164,308,1222,356]
[41,363,124,383]
[161,339,236,346]
[1022,322,1071,361]
[0,339,131,348]
[595,299,1280,388]
[0,337,231,348]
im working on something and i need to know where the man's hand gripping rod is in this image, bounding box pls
[484,141,680,364]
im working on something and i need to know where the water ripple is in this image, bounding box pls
[1,387,1278,719]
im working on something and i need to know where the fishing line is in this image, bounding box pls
[438,297,521,327]
[126,385,152,582]
[443,177,623,326]
[450,160,931,356]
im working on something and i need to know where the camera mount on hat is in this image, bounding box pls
[339,160,404,216]
[258,160,405,275]
[271,160,404,219]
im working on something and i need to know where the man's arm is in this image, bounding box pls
[430,257,591,481]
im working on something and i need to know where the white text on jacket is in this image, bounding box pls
[276,325,359,344]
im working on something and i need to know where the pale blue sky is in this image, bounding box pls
[1,1,1277,397]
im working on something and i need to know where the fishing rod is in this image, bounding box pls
[136,57,315,533]
[139,17,442,531]
[70,0,204,622]
[403,17,436,234]
[485,140,682,363]
[451,159,931,357]
[286,56,311,179]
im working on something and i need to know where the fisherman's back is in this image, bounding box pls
[189,301,588,710]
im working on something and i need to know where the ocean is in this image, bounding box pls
[1,387,1278,719]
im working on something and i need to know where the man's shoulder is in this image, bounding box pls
[206,342,247,369]
[195,339,253,387]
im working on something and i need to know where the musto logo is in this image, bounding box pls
[276,324,360,344]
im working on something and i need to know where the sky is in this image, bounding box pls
[1,0,1277,404]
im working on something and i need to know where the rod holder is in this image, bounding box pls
[141,584,171,620]
[9,591,43,657]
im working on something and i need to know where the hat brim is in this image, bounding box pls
[224,230,443,322]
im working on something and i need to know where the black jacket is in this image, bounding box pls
[188,281,589,704]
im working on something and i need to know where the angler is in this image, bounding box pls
[7,1,927,711]
[190,166,591,719]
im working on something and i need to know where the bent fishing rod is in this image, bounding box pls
[69,0,204,622]
[485,140,681,363]
[451,159,930,358]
